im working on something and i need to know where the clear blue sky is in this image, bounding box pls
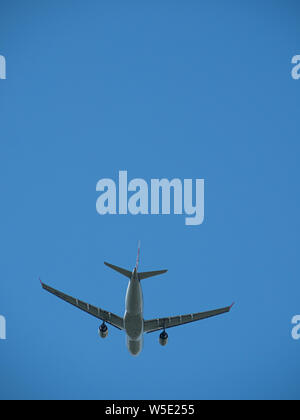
[0,0,300,400]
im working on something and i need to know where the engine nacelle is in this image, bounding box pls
[99,323,108,339]
[159,331,168,346]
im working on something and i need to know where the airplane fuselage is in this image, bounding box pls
[124,268,144,356]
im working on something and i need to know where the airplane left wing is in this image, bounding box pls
[144,304,234,333]
[41,281,124,330]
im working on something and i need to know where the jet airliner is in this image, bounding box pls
[41,243,234,356]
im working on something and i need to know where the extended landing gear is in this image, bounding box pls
[99,322,108,338]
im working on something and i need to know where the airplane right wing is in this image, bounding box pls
[41,281,124,330]
[144,304,234,333]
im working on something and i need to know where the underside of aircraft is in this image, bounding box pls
[41,242,234,356]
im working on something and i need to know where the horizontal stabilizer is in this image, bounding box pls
[104,262,132,279]
[139,270,168,280]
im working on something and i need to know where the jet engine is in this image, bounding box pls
[99,322,108,338]
[159,330,168,346]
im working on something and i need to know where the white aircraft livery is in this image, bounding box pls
[41,242,234,356]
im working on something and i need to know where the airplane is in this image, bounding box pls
[40,242,234,356]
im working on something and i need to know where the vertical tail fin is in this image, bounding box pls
[135,240,168,279]
[136,240,141,271]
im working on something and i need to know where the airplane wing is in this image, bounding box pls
[41,281,124,330]
[144,304,234,333]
